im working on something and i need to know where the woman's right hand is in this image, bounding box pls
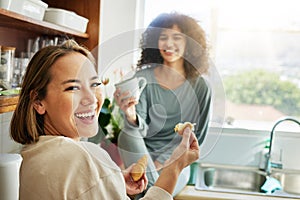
[113,88,138,125]
[165,127,200,170]
[153,127,200,194]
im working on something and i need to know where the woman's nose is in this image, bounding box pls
[166,38,174,47]
[81,88,96,106]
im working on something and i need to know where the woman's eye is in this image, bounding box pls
[91,82,102,88]
[64,86,80,91]
[159,36,167,41]
[174,36,183,41]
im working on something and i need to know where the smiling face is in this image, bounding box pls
[34,52,103,140]
[158,25,187,65]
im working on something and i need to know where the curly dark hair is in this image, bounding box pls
[137,12,209,79]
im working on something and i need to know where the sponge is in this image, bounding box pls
[261,176,282,194]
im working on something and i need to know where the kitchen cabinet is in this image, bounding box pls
[0,0,100,113]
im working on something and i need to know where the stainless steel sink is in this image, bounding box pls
[195,163,267,193]
[195,163,300,199]
[272,169,300,196]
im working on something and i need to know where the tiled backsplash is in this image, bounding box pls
[0,112,22,153]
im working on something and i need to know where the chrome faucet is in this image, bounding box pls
[265,116,300,175]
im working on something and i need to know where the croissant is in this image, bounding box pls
[130,155,148,181]
[174,122,196,135]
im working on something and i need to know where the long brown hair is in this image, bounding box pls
[10,40,95,145]
[137,12,209,79]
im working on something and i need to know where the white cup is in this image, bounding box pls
[115,76,147,101]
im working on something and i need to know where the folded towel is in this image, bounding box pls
[261,176,282,194]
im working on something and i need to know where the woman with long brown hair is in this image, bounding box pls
[10,40,199,200]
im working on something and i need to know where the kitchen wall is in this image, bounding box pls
[99,0,144,42]
[98,0,145,98]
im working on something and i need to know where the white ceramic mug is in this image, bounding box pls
[115,76,147,101]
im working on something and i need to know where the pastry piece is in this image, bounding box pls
[130,155,148,181]
[174,122,196,135]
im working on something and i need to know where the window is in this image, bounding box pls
[144,0,300,132]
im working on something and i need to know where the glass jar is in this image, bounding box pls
[0,46,16,89]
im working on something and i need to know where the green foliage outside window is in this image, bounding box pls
[223,69,300,117]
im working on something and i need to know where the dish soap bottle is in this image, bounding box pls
[259,139,270,170]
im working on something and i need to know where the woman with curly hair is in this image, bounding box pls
[114,12,211,198]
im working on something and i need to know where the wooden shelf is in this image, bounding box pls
[0,95,19,114]
[0,8,89,39]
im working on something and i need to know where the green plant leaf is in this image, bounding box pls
[99,113,111,127]
[100,98,112,114]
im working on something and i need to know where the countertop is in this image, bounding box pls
[174,186,300,200]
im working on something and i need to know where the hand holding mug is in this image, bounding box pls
[114,76,147,101]
[114,76,147,124]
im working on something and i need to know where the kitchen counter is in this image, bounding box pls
[174,186,300,200]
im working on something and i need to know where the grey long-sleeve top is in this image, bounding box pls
[123,67,211,164]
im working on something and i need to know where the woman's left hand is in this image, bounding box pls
[123,164,148,195]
